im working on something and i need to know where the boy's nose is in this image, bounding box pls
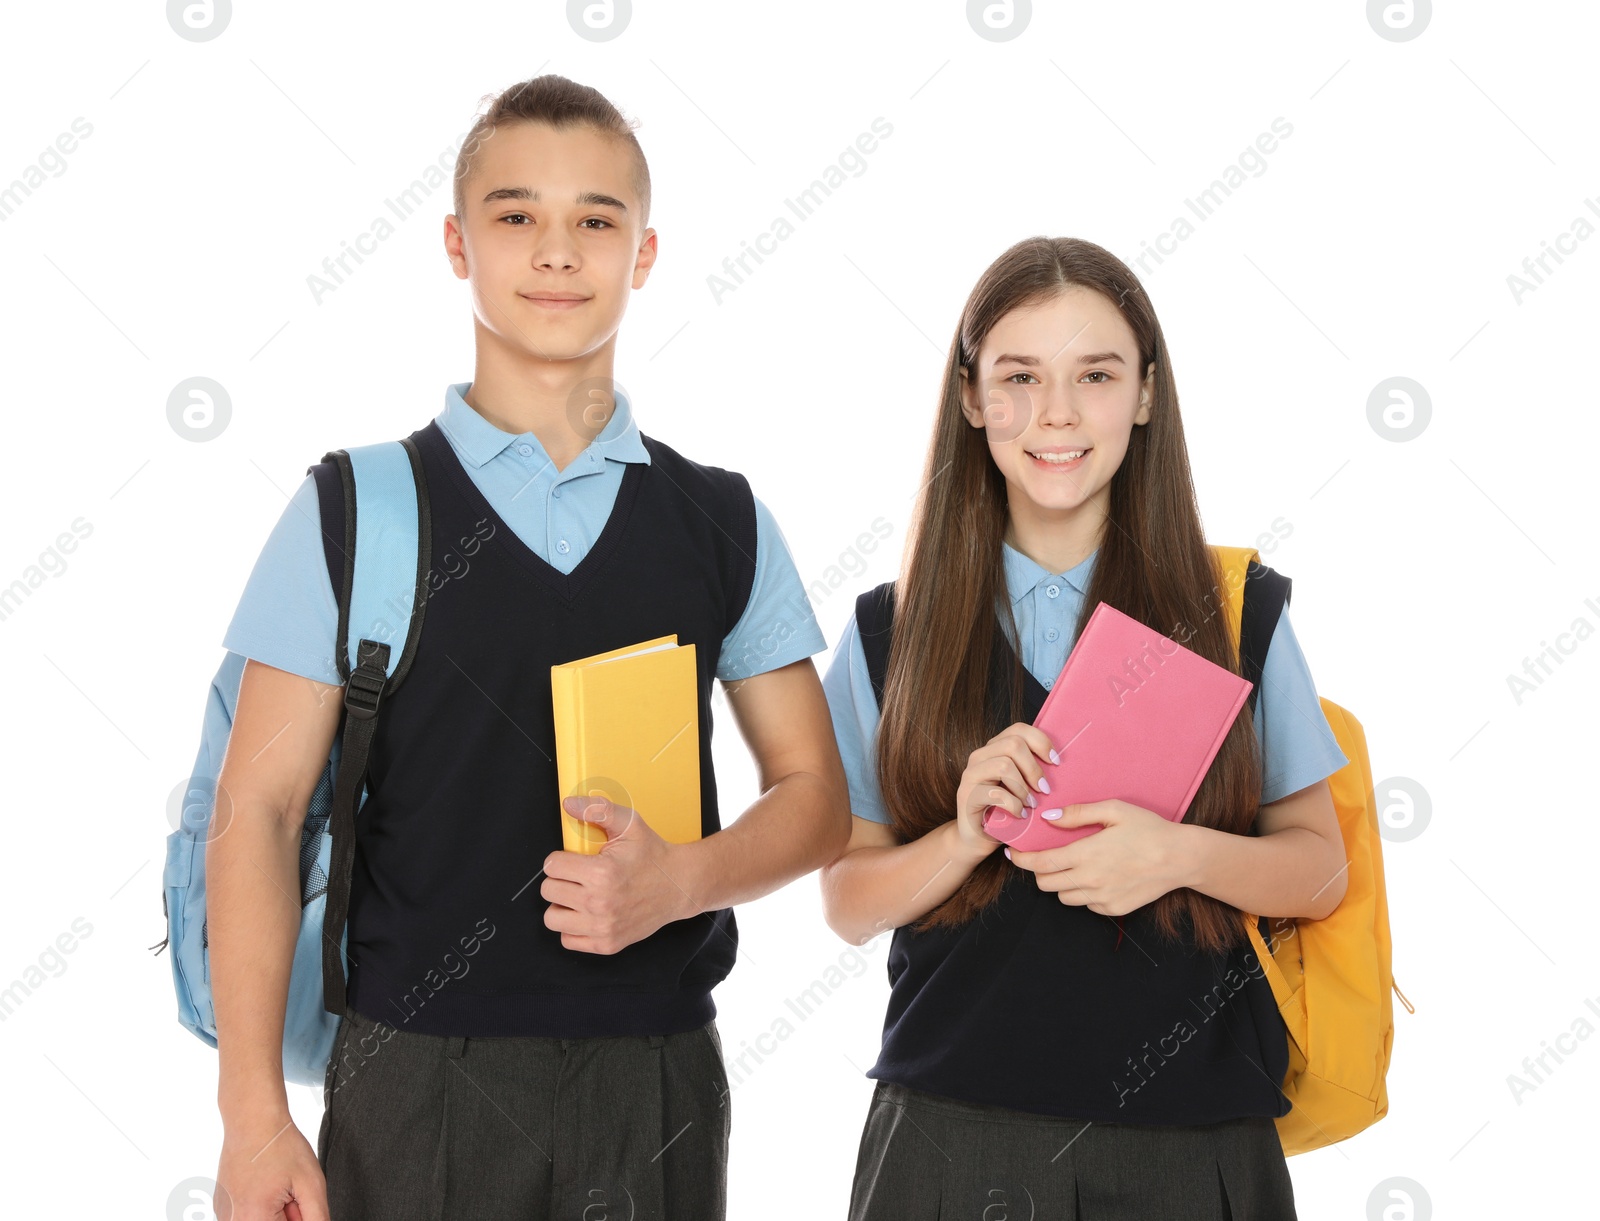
[531,237,580,270]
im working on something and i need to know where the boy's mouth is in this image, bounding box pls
[521,292,591,310]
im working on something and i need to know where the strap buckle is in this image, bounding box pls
[344,640,390,719]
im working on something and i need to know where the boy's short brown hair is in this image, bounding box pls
[452,74,651,230]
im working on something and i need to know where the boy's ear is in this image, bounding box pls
[1135,361,1155,425]
[632,227,658,289]
[443,213,469,281]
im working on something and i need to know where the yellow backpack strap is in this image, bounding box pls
[1244,913,1296,1010]
[1209,544,1259,652]
[1208,545,1291,971]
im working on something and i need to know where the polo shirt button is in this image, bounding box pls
[556,539,570,554]
[1045,584,1060,599]
[552,486,562,499]
[1045,627,1059,642]
[518,444,532,457]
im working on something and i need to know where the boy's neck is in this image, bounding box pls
[463,343,623,473]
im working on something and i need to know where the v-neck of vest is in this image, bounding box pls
[992,613,1053,720]
[420,420,649,604]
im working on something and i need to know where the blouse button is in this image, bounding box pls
[1045,584,1060,599]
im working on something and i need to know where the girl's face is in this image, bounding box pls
[959,286,1154,535]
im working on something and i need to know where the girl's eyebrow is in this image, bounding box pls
[993,350,1126,368]
[480,187,629,211]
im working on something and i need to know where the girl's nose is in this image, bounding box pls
[1038,390,1082,425]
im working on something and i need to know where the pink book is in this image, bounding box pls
[982,601,1252,851]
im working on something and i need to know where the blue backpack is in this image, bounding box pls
[155,437,432,1084]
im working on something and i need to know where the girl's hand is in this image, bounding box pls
[953,722,1059,859]
[1007,800,1188,916]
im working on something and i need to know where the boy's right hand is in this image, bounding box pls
[217,1120,329,1221]
[954,722,1058,856]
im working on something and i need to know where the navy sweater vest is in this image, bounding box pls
[853,578,1292,1125]
[313,420,757,1038]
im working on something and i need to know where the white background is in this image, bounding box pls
[1,1,1594,1217]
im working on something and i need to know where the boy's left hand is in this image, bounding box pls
[1006,799,1188,917]
[540,795,698,953]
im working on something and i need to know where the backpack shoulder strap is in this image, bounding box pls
[312,433,433,1015]
[855,580,898,710]
[313,436,433,686]
[1210,545,1291,720]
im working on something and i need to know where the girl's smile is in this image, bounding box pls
[1024,445,1092,472]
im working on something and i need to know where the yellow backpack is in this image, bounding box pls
[1213,545,1412,1155]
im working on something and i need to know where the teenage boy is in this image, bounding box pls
[208,74,849,1221]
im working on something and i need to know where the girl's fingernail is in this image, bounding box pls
[1041,808,1063,821]
[1049,749,1061,765]
[1037,776,1051,794]
[1003,847,1012,861]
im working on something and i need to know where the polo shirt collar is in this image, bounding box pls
[1002,539,1098,604]
[436,381,652,470]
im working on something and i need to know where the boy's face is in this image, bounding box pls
[446,121,655,365]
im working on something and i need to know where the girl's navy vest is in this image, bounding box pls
[852,575,1293,1124]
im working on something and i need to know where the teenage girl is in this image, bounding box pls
[819,236,1351,1221]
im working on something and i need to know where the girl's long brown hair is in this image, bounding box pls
[876,236,1262,953]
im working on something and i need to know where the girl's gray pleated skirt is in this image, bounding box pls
[848,1080,1297,1221]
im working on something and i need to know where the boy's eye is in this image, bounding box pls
[499,215,612,229]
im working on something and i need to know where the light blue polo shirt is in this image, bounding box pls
[223,382,828,685]
[822,543,1349,825]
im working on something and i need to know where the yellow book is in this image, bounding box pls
[550,634,703,855]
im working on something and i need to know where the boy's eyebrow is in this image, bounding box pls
[992,350,1127,367]
[480,186,628,211]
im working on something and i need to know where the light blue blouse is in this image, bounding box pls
[821,542,1349,824]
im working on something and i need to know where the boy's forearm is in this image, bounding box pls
[670,770,849,915]
[209,798,304,1131]
[821,820,993,946]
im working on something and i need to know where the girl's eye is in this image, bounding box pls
[1082,370,1110,383]
[1004,372,1039,384]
